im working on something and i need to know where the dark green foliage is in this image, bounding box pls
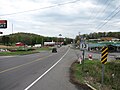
[105,62,120,90]
[2,36,10,45]
[75,32,120,41]
[0,32,73,45]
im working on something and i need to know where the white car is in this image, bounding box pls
[115,55,120,60]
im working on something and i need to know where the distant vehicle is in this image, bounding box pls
[115,55,120,60]
[33,44,41,48]
[44,42,55,46]
[52,48,57,53]
[57,45,61,48]
[16,42,25,47]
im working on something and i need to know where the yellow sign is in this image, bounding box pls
[101,46,108,64]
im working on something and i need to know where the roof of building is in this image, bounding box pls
[88,42,120,47]
[88,43,106,47]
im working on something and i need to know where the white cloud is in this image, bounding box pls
[0,0,119,38]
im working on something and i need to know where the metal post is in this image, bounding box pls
[42,38,44,47]
[11,23,13,45]
[57,37,58,46]
[82,50,85,71]
[12,23,13,34]
[79,32,80,48]
[101,64,104,87]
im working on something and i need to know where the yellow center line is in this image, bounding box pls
[0,54,53,74]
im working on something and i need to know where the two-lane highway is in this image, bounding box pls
[0,46,83,90]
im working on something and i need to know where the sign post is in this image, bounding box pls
[101,46,108,87]
[82,50,85,71]
[80,43,88,73]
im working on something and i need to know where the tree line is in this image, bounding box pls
[0,32,73,46]
[82,32,120,39]
[74,32,120,45]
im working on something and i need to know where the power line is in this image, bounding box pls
[102,5,120,21]
[87,0,100,23]
[96,4,120,29]
[94,0,109,20]
[87,0,110,29]
[88,0,109,23]
[0,0,81,16]
[96,6,120,30]
[98,0,111,17]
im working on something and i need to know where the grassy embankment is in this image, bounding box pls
[70,60,120,90]
[0,45,52,56]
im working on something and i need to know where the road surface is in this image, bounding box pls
[0,46,84,90]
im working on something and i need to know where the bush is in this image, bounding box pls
[71,60,120,90]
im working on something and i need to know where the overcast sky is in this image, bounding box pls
[0,0,120,38]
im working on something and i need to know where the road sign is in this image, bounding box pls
[80,43,88,50]
[0,20,7,29]
[101,46,108,64]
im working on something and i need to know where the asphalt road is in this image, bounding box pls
[0,46,83,90]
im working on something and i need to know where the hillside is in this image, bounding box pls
[0,32,73,45]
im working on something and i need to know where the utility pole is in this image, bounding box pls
[73,38,75,48]
[59,34,62,46]
[79,32,81,48]
[79,32,85,74]
[11,23,14,45]
[12,23,13,34]
[42,38,44,47]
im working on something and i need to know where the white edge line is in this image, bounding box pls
[24,48,70,90]
[85,83,97,90]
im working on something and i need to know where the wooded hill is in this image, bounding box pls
[0,32,73,46]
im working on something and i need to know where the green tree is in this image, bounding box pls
[2,36,10,45]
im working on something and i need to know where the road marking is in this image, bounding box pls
[0,56,15,59]
[24,48,70,90]
[0,54,53,74]
[85,82,96,90]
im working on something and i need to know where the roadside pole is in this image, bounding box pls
[79,33,87,76]
[101,46,108,88]
[101,64,105,87]
[80,43,87,72]
[42,38,44,47]
[82,49,85,78]
[82,50,85,72]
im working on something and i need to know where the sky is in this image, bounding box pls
[0,0,120,38]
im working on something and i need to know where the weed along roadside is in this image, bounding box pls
[0,47,52,56]
[70,59,120,90]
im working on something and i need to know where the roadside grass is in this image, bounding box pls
[0,47,52,56]
[0,45,18,49]
[70,60,120,90]
[36,47,52,51]
[0,50,38,56]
